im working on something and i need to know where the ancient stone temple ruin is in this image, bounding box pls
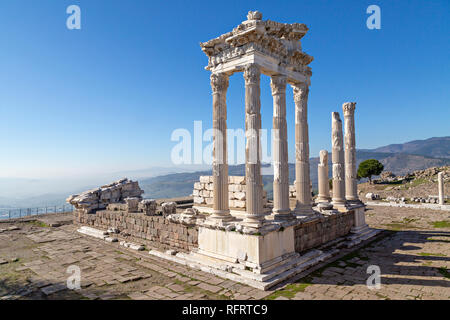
[70,11,380,290]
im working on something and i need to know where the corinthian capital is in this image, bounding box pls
[210,73,229,93]
[243,64,261,85]
[342,102,356,116]
[270,74,287,95]
[292,82,309,103]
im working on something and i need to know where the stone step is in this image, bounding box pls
[231,250,323,282]
[77,226,108,239]
[346,229,381,248]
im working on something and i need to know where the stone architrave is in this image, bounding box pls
[209,73,233,222]
[317,150,331,203]
[343,102,359,202]
[438,172,444,205]
[271,74,292,220]
[331,112,346,206]
[293,83,313,215]
[243,64,265,228]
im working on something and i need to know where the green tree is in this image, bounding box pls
[357,159,384,184]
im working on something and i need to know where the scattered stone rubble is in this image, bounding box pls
[67,178,144,213]
[365,193,380,200]
[375,166,449,184]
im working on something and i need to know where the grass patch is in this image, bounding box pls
[27,220,49,228]
[405,177,427,189]
[265,282,312,300]
[384,218,419,231]
[418,252,446,257]
[430,221,450,228]
[437,267,450,279]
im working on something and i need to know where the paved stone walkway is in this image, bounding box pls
[0,206,448,300]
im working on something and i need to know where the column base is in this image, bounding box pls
[293,203,314,216]
[271,209,294,221]
[242,214,266,229]
[317,202,333,211]
[206,209,235,226]
[316,196,332,203]
[346,197,362,204]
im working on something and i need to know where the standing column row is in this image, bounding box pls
[293,83,313,215]
[271,75,291,220]
[210,73,233,223]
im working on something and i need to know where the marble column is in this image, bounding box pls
[271,75,291,220]
[209,73,233,222]
[317,150,331,203]
[438,172,444,205]
[243,64,265,227]
[331,112,346,206]
[293,83,313,215]
[343,102,359,202]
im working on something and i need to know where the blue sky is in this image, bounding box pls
[0,0,449,179]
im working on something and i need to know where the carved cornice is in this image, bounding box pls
[200,11,313,75]
[247,10,262,21]
[343,102,356,116]
[243,64,261,85]
[270,74,287,95]
[210,73,229,93]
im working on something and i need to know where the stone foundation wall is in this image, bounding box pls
[294,211,354,253]
[74,210,198,252]
[193,176,267,208]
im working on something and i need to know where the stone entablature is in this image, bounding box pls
[200,11,313,83]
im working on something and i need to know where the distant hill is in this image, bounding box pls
[140,137,450,200]
[362,136,450,159]
[2,137,448,208]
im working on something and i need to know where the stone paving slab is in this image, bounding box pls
[0,206,449,300]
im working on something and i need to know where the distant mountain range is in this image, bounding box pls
[139,137,450,200]
[1,137,449,208]
[361,136,450,159]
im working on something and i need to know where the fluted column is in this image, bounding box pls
[331,112,346,206]
[243,64,265,228]
[293,83,313,215]
[209,73,233,222]
[438,172,444,205]
[271,75,291,220]
[317,150,331,203]
[343,102,359,202]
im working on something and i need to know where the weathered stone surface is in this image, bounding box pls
[162,202,177,216]
[365,193,380,200]
[138,199,157,215]
[74,209,199,252]
[67,178,144,213]
[125,197,140,213]
[193,176,267,209]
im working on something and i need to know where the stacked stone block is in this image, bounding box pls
[294,211,354,253]
[67,178,144,213]
[193,176,267,209]
[74,209,198,252]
